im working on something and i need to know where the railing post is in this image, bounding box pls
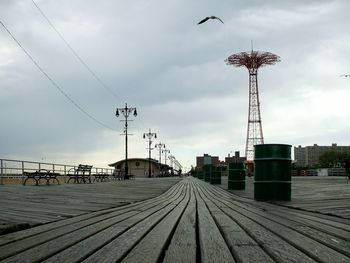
[53,164,55,173]
[1,159,3,185]
[21,161,25,185]
[64,165,67,183]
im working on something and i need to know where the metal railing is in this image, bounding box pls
[292,168,347,177]
[0,158,114,185]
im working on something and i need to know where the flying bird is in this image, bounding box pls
[197,16,224,25]
[340,74,350,77]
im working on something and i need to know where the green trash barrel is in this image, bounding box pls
[210,166,221,185]
[254,144,292,201]
[228,163,246,190]
[203,165,211,182]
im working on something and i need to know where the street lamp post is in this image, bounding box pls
[155,142,165,163]
[155,142,165,177]
[162,149,170,165]
[162,148,170,176]
[143,129,157,178]
[116,103,137,180]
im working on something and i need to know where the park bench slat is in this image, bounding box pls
[163,186,197,263]
[122,183,191,263]
[23,169,60,186]
[82,184,188,263]
[194,186,236,263]
[67,165,93,184]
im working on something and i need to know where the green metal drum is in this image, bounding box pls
[228,163,245,190]
[254,144,292,201]
[210,166,221,185]
[203,165,211,182]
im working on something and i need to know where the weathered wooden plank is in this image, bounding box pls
[0,182,185,260]
[1,176,350,263]
[163,186,197,263]
[196,186,274,263]
[0,178,181,230]
[207,183,350,255]
[199,180,350,262]
[194,186,235,263]
[0,179,183,247]
[212,178,350,233]
[195,181,316,262]
[221,176,350,220]
[1,211,139,263]
[83,184,188,263]
[122,184,190,262]
[42,186,186,262]
[0,208,118,246]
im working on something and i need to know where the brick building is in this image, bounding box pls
[294,143,350,168]
[225,151,246,164]
[196,154,220,169]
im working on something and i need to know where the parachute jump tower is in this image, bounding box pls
[225,50,280,160]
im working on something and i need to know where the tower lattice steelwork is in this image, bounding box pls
[226,50,280,160]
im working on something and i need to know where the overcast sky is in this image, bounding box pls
[1,0,349,170]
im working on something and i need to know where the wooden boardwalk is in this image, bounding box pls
[220,176,350,220]
[0,177,349,262]
[0,178,181,234]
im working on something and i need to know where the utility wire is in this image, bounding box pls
[29,1,177,161]
[31,0,154,136]
[0,20,116,131]
[31,0,122,101]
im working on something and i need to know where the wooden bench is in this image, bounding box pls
[23,169,60,186]
[111,169,122,181]
[67,165,92,184]
[93,173,110,182]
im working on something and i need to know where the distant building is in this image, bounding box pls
[109,158,171,178]
[294,143,350,168]
[196,154,220,169]
[225,151,246,164]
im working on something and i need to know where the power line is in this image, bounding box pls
[30,0,157,137]
[0,20,116,131]
[31,0,122,101]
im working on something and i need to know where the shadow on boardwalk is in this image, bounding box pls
[0,177,349,262]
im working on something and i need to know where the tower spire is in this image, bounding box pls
[225,50,280,160]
